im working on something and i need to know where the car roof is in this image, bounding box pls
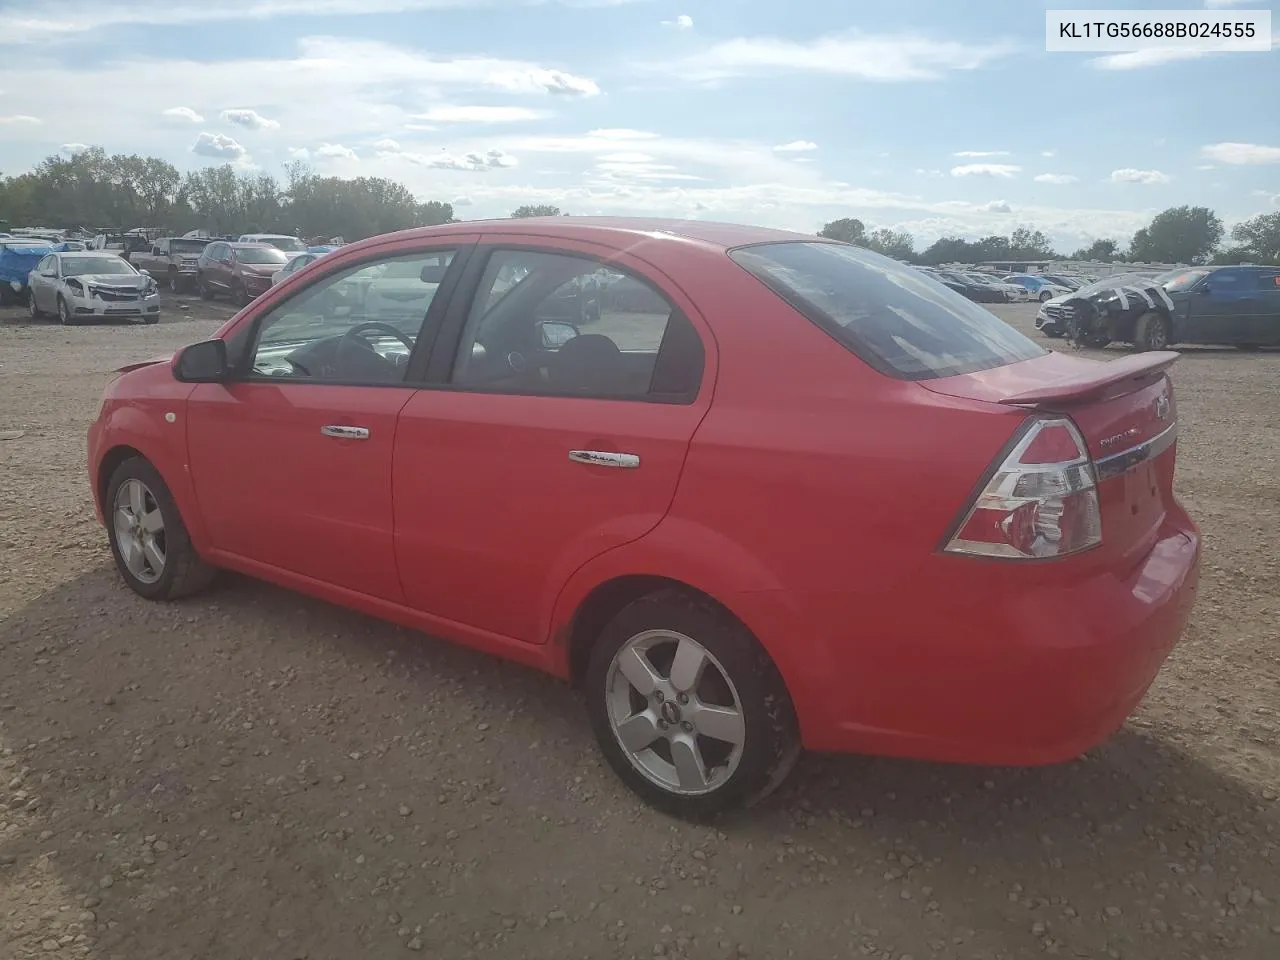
[228,242,275,249]
[354,217,820,252]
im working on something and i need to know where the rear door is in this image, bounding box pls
[1242,269,1280,345]
[392,239,712,644]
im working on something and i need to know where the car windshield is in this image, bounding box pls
[260,237,307,252]
[61,256,136,276]
[235,246,289,264]
[730,241,1046,380]
[1160,269,1210,292]
[171,240,209,254]
[1072,273,1167,297]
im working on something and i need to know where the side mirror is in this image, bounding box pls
[538,320,579,349]
[174,339,229,383]
[1198,284,1211,296]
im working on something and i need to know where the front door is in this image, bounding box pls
[29,255,57,311]
[185,243,469,601]
[393,241,713,643]
[1185,268,1252,343]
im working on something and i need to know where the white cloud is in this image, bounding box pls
[452,195,474,206]
[598,152,656,163]
[1041,149,1057,158]
[587,128,660,140]
[915,168,944,178]
[161,106,203,123]
[672,31,1014,83]
[488,67,598,96]
[953,150,1009,157]
[416,148,518,171]
[1201,142,1280,165]
[1196,164,1216,171]
[59,143,90,155]
[373,138,402,154]
[220,108,280,131]
[1109,168,1171,184]
[287,147,311,160]
[0,114,42,125]
[773,140,817,153]
[191,132,246,159]
[982,200,1012,213]
[951,163,1020,178]
[316,142,358,160]
[414,105,547,123]
[661,14,693,29]
[0,0,649,44]
[1034,173,1078,184]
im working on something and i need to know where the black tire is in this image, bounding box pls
[1039,290,1053,302]
[28,292,44,320]
[57,295,73,326]
[143,314,160,325]
[1082,333,1112,348]
[104,456,217,601]
[1134,311,1171,351]
[199,276,215,300]
[585,589,801,821]
[1041,325,1064,339]
[167,267,181,292]
[1236,344,1261,352]
[232,280,249,308]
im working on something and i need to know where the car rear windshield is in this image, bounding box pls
[235,246,288,264]
[729,241,1046,380]
[171,239,209,254]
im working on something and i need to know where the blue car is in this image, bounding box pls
[0,238,54,304]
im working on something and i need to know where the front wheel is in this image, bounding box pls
[28,292,44,320]
[585,590,801,821]
[57,295,73,325]
[167,268,181,293]
[105,457,216,601]
[1133,311,1171,351]
[232,280,249,308]
[199,276,215,300]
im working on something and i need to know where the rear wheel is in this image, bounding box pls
[585,589,800,821]
[105,457,216,601]
[1038,290,1053,302]
[1133,311,1171,351]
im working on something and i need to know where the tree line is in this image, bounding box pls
[820,205,1280,267]
[0,148,457,242]
[2,148,1276,264]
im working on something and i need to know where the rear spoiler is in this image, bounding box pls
[998,351,1179,406]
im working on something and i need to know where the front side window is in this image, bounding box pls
[263,237,307,253]
[247,249,457,384]
[234,246,288,265]
[450,249,704,401]
[730,241,1046,380]
[1161,269,1210,293]
[36,255,54,274]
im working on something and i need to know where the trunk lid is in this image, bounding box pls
[924,351,1180,569]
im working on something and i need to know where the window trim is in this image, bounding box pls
[421,242,706,405]
[226,241,474,389]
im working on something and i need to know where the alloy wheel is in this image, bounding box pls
[605,629,746,796]
[113,478,167,584]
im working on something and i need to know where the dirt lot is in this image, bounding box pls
[1,294,1277,960]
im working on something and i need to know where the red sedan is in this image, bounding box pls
[87,218,1201,818]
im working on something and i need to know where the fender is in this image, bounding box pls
[93,392,210,552]
[543,515,836,739]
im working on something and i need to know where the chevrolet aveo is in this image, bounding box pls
[88,219,1201,819]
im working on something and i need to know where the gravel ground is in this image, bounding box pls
[1,296,1277,960]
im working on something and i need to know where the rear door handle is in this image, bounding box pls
[569,450,640,469]
[321,424,370,440]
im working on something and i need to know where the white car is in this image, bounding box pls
[271,250,325,286]
[27,251,160,325]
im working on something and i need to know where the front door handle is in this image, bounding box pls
[569,450,640,468]
[321,424,370,440]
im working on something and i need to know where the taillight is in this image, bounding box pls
[944,417,1101,560]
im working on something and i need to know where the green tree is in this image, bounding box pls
[1129,206,1223,264]
[1008,227,1055,259]
[1071,238,1121,262]
[919,236,976,265]
[511,204,564,218]
[1230,211,1280,264]
[818,217,866,245]
[862,227,915,261]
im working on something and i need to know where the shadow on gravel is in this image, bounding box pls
[2,568,1277,960]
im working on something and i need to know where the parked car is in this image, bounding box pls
[196,241,289,306]
[1040,274,1083,291]
[132,237,213,292]
[238,234,309,258]
[1039,265,1280,350]
[931,269,1006,303]
[88,218,1201,818]
[959,272,1028,302]
[1004,274,1073,302]
[27,251,160,324]
[0,237,54,304]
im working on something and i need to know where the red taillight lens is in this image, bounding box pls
[944,417,1101,560]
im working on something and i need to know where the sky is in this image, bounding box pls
[0,0,1277,251]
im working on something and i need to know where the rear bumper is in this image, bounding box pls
[767,512,1200,765]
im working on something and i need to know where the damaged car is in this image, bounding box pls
[1039,266,1280,351]
[26,251,160,324]
[0,236,54,305]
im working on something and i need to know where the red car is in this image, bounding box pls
[87,219,1200,818]
[196,241,289,306]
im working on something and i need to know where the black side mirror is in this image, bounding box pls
[174,339,229,382]
[1198,284,1211,295]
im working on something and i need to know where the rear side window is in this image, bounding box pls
[729,241,1046,380]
